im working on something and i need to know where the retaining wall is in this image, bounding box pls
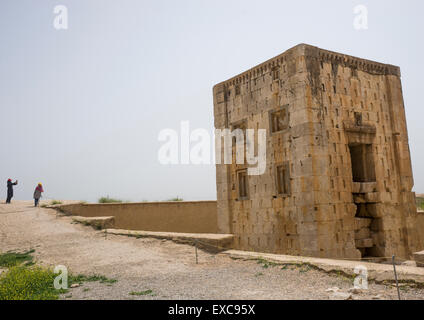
[56,201,218,233]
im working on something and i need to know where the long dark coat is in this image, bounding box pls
[7,180,17,197]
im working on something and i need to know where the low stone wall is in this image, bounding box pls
[417,211,424,239]
[56,201,218,233]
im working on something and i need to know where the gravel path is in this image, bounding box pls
[1,201,423,300]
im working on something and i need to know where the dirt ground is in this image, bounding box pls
[1,201,423,300]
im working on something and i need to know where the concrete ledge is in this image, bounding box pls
[52,201,218,234]
[105,229,234,252]
[413,251,424,268]
[72,216,115,229]
[222,250,424,285]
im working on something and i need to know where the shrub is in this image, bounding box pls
[50,200,62,205]
[166,197,183,202]
[0,249,117,300]
[98,196,122,204]
[0,266,65,300]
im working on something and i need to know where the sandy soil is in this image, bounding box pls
[1,201,423,300]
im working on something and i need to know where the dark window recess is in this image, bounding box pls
[231,121,247,145]
[349,144,376,182]
[354,112,363,126]
[237,170,249,200]
[272,68,280,81]
[276,163,290,195]
[270,106,289,133]
[235,85,241,95]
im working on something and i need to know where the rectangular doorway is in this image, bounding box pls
[349,144,376,182]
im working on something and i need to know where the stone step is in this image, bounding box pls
[104,229,234,253]
[72,216,115,229]
[352,182,377,194]
[222,250,424,284]
[413,251,424,268]
[353,192,380,203]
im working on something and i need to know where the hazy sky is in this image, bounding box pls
[1,0,423,202]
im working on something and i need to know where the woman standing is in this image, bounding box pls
[33,183,44,207]
[6,178,18,204]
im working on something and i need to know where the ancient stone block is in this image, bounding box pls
[355,238,374,248]
[355,228,371,240]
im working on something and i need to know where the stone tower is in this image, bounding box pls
[213,44,424,259]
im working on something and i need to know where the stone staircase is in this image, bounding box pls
[354,217,373,252]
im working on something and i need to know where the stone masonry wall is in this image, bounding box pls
[214,43,424,259]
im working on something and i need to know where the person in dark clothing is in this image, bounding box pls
[6,179,18,204]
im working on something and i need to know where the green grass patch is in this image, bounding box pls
[40,200,62,208]
[0,266,67,300]
[69,274,117,285]
[129,289,154,296]
[299,264,311,273]
[93,223,102,230]
[98,196,122,204]
[0,250,35,268]
[0,249,118,300]
[256,257,279,269]
[0,270,117,300]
